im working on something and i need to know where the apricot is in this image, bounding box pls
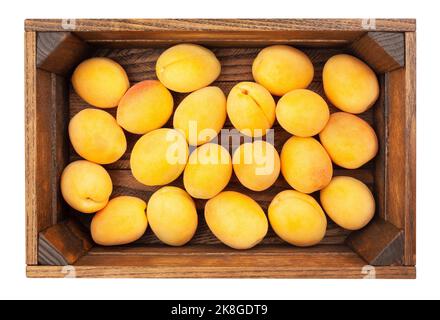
[147,186,198,246]
[323,54,379,113]
[205,191,268,249]
[156,44,221,93]
[130,128,189,186]
[91,196,148,246]
[184,143,232,199]
[269,190,327,247]
[72,57,129,108]
[320,176,375,230]
[252,45,314,96]
[232,141,280,191]
[227,82,276,137]
[276,89,329,137]
[281,136,333,194]
[117,80,173,134]
[173,86,226,146]
[69,108,127,164]
[60,160,112,214]
[319,112,378,169]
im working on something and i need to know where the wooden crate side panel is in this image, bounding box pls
[404,32,416,266]
[26,31,70,265]
[386,32,416,266]
[26,265,416,279]
[25,19,416,32]
[25,31,38,265]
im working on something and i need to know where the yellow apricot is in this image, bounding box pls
[205,191,268,250]
[281,136,333,193]
[91,196,148,246]
[320,176,375,230]
[227,82,276,137]
[61,160,112,214]
[156,44,221,93]
[276,89,329,137]
[72,57,129,108]
[252,45,314,96]
[117,80,173,134]
[184,143,232,199]
[232,141,280,191]
[173,86,226,146]
[323,54,379,114]
[147,186,198,246]
[130,128,189,186]
[269,190,327,247]
[319,112,378,169]
[69,108,127,164]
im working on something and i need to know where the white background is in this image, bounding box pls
[0,0,438,300]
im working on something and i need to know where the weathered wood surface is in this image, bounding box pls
[25,31,38,265]
[385,33,416,266]
[37,32,90,75]
[38,219,93,265]
[27,242,416,280]
[25,19,416,32]
[346,218,404,266]
[349,32,405,73]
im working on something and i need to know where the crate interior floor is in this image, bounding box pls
[68,45,376,250]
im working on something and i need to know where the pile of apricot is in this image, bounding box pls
[62,44,379,249]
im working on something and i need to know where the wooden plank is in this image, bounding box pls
[77,245,364,268]
[37,32,90,75]
[25,19,416,32]
[374,75,387,220]
[387,71,406,228]
[26,265,416,279]
[25,31,38,265]
[349,32,405,73]
[83,39,353,49]
[404,32,416,266]
[35,72,68,227]
[26,31,70,265]
[53,74,69,223]
[86,244,352,255]
[386,33,416,266]
[346,218,404,266]
[38,219,93,266]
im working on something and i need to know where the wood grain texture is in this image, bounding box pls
[26,31,70,265]
[404,32,416,266]
[386,33,416,266]
[349,32,405,73]
[74,31,365,48]
[26,264,416,279]
[346,218,404,266]
[25,31,38,265]
[25,19,416,32]
[37,32,90,75]
[35,72,68,225]
[374,75,387,220]
[38,219,93,265]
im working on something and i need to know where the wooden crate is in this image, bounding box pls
[25,19,416,279]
